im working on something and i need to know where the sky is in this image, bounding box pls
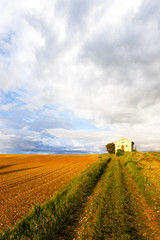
[0,0,160,154]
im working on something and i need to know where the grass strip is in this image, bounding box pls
[78,156,144,239]
[0,156,110,240]
[121,152,160,230]
[122,153,147,195]
[122,153,157,206]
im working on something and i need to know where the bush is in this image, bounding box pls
[116,149,124,156]
[106,143,115,154]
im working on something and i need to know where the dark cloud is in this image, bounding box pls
[138,0,160,22]
[56,0,94,28]
[75,0,160,127]
[28,115,72,132]
[21,145,95,155]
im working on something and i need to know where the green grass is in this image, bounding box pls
[121,153,160,208]
[2,153,160,239]
[0,156,110,240]
[122,153,147,195]
[78,156,144,240]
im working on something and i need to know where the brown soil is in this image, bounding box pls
[0,154,98,230]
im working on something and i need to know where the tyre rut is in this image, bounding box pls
[121,160,160,239]
[61,156,160,239]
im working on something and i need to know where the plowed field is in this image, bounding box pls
[0,154,98,230]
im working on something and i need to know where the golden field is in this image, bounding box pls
[0,154,98,230]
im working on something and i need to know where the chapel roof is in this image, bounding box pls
[114,137,134,143]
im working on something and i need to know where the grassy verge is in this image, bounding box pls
[121,152,160,208]
[122,153,147,195]
[0,155,110,240]
[77,156,144,239]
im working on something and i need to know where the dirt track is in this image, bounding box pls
[1,153,160,239]
[58,155,160,239]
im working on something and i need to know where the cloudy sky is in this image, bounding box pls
[0,0,160,154]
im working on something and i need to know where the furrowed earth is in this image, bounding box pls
[1,152,160,239]
[0,154,98,230]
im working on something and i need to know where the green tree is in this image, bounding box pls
[106,143,115,154]
[116,149,124,156]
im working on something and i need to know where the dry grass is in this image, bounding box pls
[0,154,98,230]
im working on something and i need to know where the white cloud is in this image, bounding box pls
[0,103,16,111]
[0,130,16,150]
[0,0,160,153]
[47,128,110,141]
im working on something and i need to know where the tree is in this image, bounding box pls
[116,149,124,156]
[106,142,115,154]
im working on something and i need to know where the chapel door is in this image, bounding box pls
[121,145,124,151]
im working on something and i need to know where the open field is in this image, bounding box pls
[0,154,99,230]
[1,152,160,239]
